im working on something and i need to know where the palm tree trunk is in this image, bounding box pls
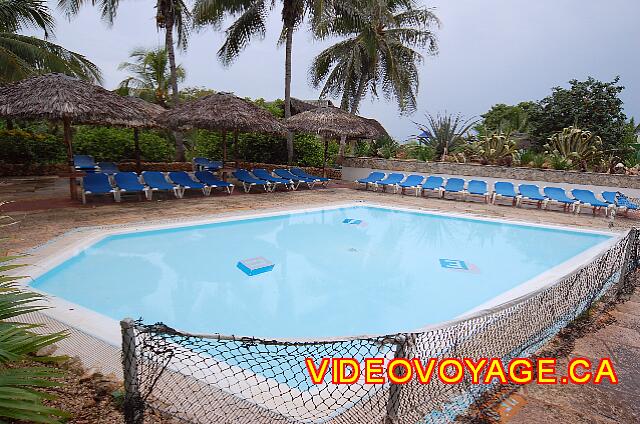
[165,18,185,162]
[284,25,294,164]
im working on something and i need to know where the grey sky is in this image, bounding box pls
[39,0,640,139]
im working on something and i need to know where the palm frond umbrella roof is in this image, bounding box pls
[159,92,287,135]
[122,96,166,128]
[285,106,381,139]
[0,73,149,126]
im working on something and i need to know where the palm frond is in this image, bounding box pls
[57,0,119,25]
[0,0,55,36]
[0,33,102,83]
[217,0,269,66]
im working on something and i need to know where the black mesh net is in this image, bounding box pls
[121,228,640,424]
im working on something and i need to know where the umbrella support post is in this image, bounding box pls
[133,128,141,173]
[63,118,76,200]
[222,130,227,164]
[322,138,329,178]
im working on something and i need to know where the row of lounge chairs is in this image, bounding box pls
[80,168,330,203]
[355,172,638,216]
[80,171,234,204]
[231,168,329,192]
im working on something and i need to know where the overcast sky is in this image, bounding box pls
[38,0,640,139]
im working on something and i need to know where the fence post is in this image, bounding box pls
[617,228,639,295]
[385,335,408,424]
[121,318,144,424]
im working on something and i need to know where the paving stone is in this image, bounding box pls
[593,325,640,349]
[523,378,640,423]
[571,337,612,360]
[616,300,640,317]
[611,310,640,332]
[508,397,617,424]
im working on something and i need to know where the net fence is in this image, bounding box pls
[121,228,640,424]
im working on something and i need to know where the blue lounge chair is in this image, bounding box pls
[194,171,235,194]
[466,180,489,203]
[74,155,98,173]
[274,169,316,190]
[97,162,119,175]
[291,167,330,186]
[603,191,640,214]
[355,172,386,190]
[398,175,425,196]
[168,171,210,196]
[441,178,465,199]
[543,187,578,212]
[375,173,405,193]
[193,157,222,172]
[80,173,119,204]
[233,169,271,193]
[572,189,614,215]
[252,169,294,191]
[141,171,182,199]
[492,182,521,206]
[519,184,548,209]
[114,172,150,200]
[421,176,444,197]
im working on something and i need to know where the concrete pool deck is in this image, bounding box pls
[1,176,640,423]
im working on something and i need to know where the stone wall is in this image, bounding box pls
[342,157,640,190]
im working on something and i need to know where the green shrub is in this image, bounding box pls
[188,129,338,167]
[0,129,66,164]
[73,126,174,162]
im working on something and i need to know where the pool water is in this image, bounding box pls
[31,206,611,338]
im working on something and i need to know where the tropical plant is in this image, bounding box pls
[0,232,69,422]
[530,152,546,168]
[0,0,101,82]
[529,77,627,151]
[544,126,604,171]
[309,0,439,114]
[193,0,333,164]
[415,112,476,160]
[403,140,434,161]
[118,47,185,108]
[473,131,518,165]
[376,136,399,159]
[474,102,535,135]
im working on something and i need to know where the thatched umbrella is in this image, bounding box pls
[123,97,166,172]
[0,73,150,199]
[285,107,381,175]
[159,92,287,163]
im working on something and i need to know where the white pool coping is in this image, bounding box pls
[10,200,623,348]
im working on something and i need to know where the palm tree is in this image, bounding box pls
[310,0,439,114]
[193,0,330,164]
[415,112,476,160]
[0,0,101,83]
[58,0,191,159]
[118,47,185,108]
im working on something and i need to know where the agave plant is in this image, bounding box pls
[0,211,69,423]
[475,131,518,165]
[415,113,477,160]
[544,126,604,171]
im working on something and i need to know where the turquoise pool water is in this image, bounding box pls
[31,206,611,338]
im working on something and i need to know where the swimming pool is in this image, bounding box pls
[30,204,614,339]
